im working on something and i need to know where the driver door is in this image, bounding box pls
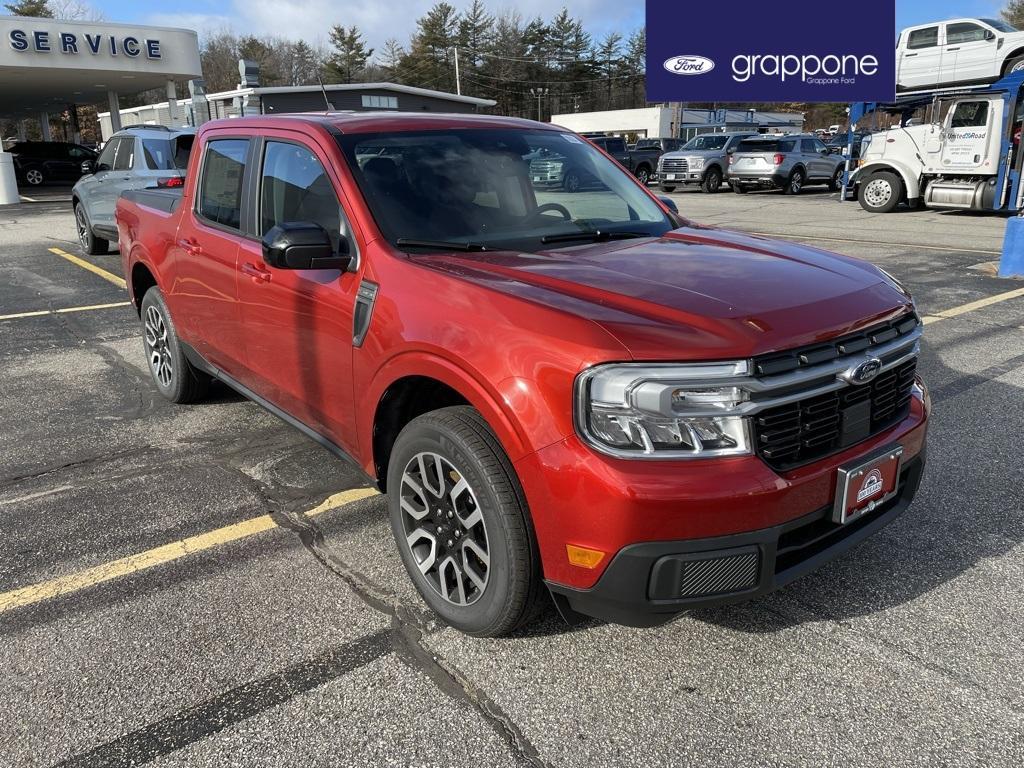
[235,133,363,449]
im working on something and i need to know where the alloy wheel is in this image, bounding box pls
[863,178,893,208]
[75,206,89,250]
[399,451,490,606]
[790,171,803,193]
[25,169,43,185]
[637,168,649,184]
[1013,59,1024,73]
[144,305,174,387]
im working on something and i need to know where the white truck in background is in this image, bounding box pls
[847,72,1024,213]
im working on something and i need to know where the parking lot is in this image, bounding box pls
[2,187,1024,767]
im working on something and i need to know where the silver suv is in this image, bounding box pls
[72,126,195,254]
[727,134,845,195]
[658,132,758,194]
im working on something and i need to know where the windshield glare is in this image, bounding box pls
[981,18,1017,32]
[337,128,673,252]
[682,135,729,151]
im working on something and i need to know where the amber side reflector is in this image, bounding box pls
[566,544,605,569]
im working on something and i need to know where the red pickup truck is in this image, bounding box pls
[116,113,929,636]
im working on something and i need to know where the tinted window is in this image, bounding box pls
[946,22,987,44]
[95,139,118,170]
[800,139,817,152]
[908,27,939,49]
[142,136,193,171]
[950,101,989,128]
[603,138,626,153]
[68,145,92,159]
[113,138,134,171]
[260,141,343,251]
[198,139,248,230]
[738,138,794,152]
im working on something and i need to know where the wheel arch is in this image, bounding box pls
[367,355,531,492]
[1002,47,1024,75]
[129,258,160,315]
[852,161,919,199]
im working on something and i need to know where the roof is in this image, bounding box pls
[207,81,496,108]
[199,111,555,136]
[113,125,196,138]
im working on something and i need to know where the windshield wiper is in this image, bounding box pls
[395,238,489,252]
[540,230,648,245]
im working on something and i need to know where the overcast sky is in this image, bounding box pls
[6,0,1012,50]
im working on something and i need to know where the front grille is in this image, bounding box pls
[754,359,917,471]
[660,157,689,173]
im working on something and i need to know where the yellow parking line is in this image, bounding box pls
[922,285,1024,325]
[0,301,131,322]
[0,486,380,615]
[48,246,127,289]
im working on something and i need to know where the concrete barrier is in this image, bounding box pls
[999,216,1024,278]
[0,152,18,206]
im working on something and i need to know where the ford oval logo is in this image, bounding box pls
[845,358,883,385]
[663,55,715,76]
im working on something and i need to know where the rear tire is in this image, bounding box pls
[387,406,542,637]
[75,202,108,255]
[635,165,651,185]
[701,167,723,194]
[140,287,210,404]
[857,171,903,213]
[784,168,805,195]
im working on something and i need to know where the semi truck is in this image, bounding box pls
[846,71,1024,213]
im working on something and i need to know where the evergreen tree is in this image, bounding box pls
[4,0,52,16]
[325,25,373,84]
[238,35,283,85]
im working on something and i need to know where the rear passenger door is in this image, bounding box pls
[235,133,363,450]
[169,136,251,372]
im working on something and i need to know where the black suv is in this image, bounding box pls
[9,141,98,186]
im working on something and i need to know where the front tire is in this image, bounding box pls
[140,287,209,404]
[828,165,845,192]
[784,168,805,195]
[387,406,542,637]
[75,202,108,255]
[562,170,581,193]
[857,171,903,213]
[660,184,676,193]
[701,167,723,193]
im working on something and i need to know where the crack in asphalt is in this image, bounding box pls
[274,507,553,768]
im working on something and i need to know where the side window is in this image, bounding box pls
[260,141,344,252]
[113,138,134,171]
[95,139,118,171]
[68,146,89,159]
[800,139,817,153]
[778,140,795,153]
[950,100,989,128]
[946,23,987,45]
[908,26,939,49]
[813,139,829,153]
[198,139,249,230]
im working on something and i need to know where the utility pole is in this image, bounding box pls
[529,87,548,122]
[453,46,461,96]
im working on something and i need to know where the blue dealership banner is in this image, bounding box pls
[645,0,895,103]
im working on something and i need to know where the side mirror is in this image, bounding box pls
[81,160,96,174]
[726,147,736,154]
[262,222,351,271]
[658,195,678,213]
[985,30,996,41]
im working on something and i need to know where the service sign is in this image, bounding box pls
[645,0,896,103]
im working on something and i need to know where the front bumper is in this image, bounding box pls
[547,451,925,627]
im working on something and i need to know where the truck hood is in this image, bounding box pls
[662,149,722,159]
[410,226,912,361]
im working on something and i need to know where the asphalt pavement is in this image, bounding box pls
[2,189,1023,767]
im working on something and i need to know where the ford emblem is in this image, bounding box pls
[844,358,883,385]
[663,55,715,76]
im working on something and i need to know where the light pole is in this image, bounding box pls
[529,87,548,122]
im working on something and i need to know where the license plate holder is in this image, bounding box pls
[832,444,904,524]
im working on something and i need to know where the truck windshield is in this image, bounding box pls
[981,18,1017,32]
[336,128,674,252]
[681,135,729,151]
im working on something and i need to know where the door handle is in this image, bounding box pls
[904,53,918,57]
[241,262,272,284]
[178,237,202,256]
[946,47,960,51]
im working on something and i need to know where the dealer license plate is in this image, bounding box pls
[832,445,903,524]
[665,173,678,180]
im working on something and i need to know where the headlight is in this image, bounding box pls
[575,363,753,458]
[688,157,705,170]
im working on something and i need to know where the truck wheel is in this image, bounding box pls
[1006,56,1024,75]
[660,184,676,193]
[784,168,805,195]
[387,406,542,637]
[858,171,903,213]
[140,287,210,404]
[701,167,723,193]
[75,202,108,255]
[635,165,651,185]
[562,170,581,193]
[828,166,844,192]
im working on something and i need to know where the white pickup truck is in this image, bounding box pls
[848,81,1024,213]
[898,18,1024,92]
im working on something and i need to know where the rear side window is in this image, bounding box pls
[259,141,344,251]
[604,138,626,153]
[908,27,939,49]
[198,139,249,230]
[800,139,817,152]
[142,136,194,171]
